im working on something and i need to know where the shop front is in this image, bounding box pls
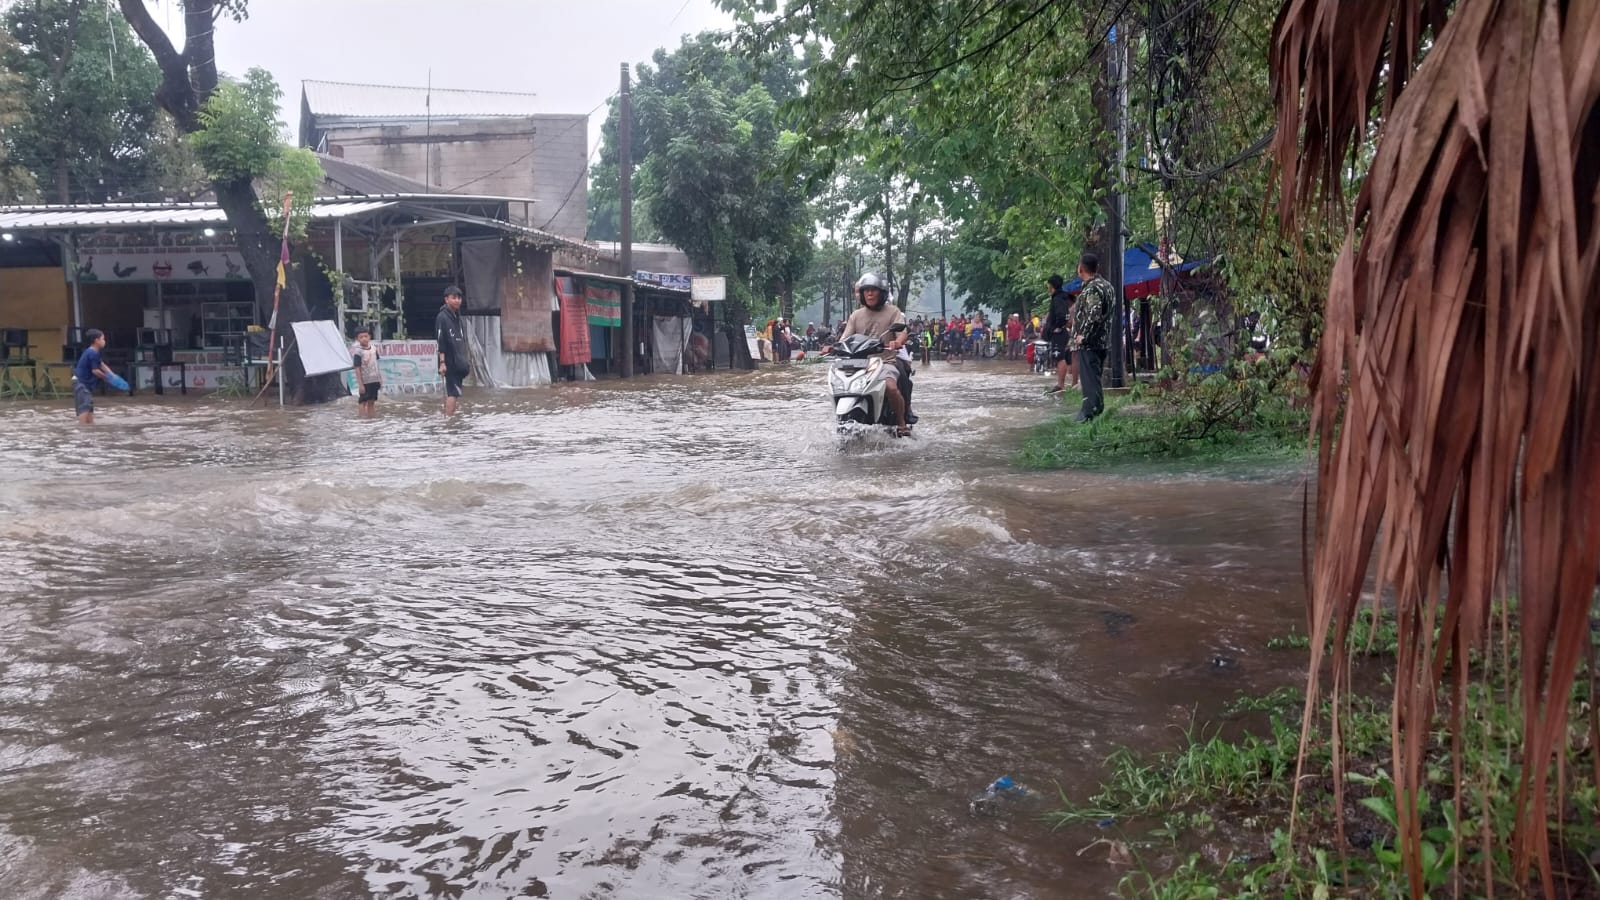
[2,196,596,396]
[73,230,267,391]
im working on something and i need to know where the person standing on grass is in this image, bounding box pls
[1070,253,1115,423]
[1041,274,1076,394]
[436,285,471,417]
[351,326,382,418]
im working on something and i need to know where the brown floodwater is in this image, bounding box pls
[0,361,1312,899]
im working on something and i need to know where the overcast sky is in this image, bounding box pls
[147,0,734,153]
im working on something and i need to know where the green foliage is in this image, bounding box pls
[721,0,1333,365]
[261,147,323,240]
[1,0,174,202]
[187,67,321,236]
[1053,601,1600,897]
[0,31,37,203]
[1050,714,1301,829]
[190,68,286,182]
[1267,608,1402,657]
[591,33,815,319]
[1017,390,1309,470]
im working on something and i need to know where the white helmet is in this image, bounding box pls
[855,272,888,307]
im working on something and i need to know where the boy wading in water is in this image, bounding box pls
[435,285,470,417]
[351,326,382,418]
[72,328,114,425]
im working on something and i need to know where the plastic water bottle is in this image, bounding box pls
[969,776,1031,816]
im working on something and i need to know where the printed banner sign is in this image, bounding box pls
[584,281,621,326]
[340,340,444,396]
[73,233,250,283]
[635,271,693,291]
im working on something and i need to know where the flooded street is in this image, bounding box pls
[0,363,1311,899]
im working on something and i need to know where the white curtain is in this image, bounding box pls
[462,315,552,387]
[651,316,692,375]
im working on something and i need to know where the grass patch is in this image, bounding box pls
[1016,391,1310,470]
[1053,608,1600,897]
[1264,606,1401,656]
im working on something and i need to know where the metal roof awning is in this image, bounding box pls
[0,200,397,231]
[555,268,692,294]
[0,198,592,256]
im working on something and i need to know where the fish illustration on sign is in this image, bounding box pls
[113,261,139,279]
[187,260,210,277]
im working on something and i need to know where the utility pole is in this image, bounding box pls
[618,63,635,378]
[1106,20,1129,388]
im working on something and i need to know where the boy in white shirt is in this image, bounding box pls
[351,326,382,418]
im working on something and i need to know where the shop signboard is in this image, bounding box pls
[635,271,694,291]
[73,233,251,284]
[340,340,443,396]
[691,276,727,301]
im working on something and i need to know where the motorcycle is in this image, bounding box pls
[827,327,914,434]
[1031,339,1052,374]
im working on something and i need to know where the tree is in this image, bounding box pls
[114,0,338,402]
[593,33,816,365]
[722,0,1307,359]
[1,0,193,203]
[0,31,39,203]
[1275,0,1600,894]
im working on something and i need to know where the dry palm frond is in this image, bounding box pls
[1272,0,1600,896]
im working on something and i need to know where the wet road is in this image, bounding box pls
[0,362,1311,899]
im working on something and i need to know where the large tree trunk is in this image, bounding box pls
[880,199,895,288]
[899,198,919,309]
[213,178,343,402]
[117,0,337,403]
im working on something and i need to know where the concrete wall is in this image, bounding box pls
[0,267,71,358]
[589,242,701,277]
[320,115,589,239]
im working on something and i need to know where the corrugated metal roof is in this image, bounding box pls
[303,80,540,120]
[0,200,396,230]
[317,154,433,197]
[0,199,596,258]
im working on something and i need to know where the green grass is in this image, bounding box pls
[1053,607,1600,897]
[1264,606,1401,655]
[1016,392,1311,470]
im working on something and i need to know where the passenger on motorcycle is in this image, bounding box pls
[839,272,913,435]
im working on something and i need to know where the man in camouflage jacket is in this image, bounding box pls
[1069,253,1114,422]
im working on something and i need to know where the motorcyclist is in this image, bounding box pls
[838,272,914,435]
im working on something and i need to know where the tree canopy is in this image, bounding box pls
[592,33,815,320]
[1,0,201,203]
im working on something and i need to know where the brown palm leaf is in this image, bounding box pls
[1272,0,1600,896]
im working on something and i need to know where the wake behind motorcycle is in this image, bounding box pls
[826,328,915,436]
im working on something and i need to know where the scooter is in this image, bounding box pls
[1031,339,1051,374]
[827,327,913,434]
